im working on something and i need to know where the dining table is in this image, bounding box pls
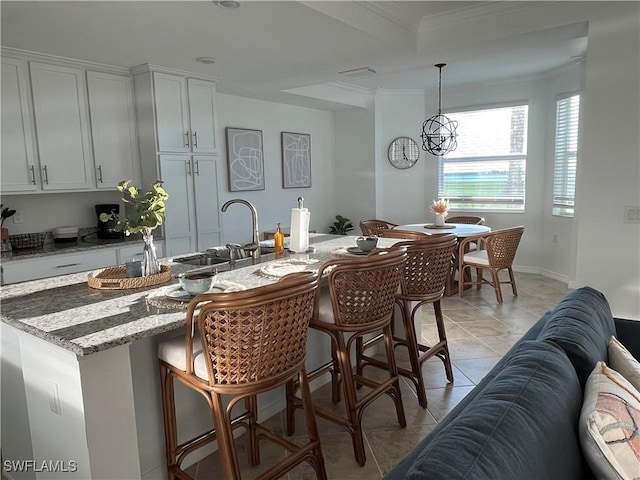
[393,223,492,295]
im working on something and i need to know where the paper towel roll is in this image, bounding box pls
[289,208,310,253]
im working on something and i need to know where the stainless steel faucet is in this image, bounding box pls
[221,199,261,260]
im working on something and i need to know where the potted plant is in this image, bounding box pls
[100,180,168,276]
[329,215,354,235]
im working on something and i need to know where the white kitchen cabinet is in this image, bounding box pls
[29,62,94,190]
[1,56,39,192]
[159,155,221,256]
[2,249,117,284]
[153,72,218,154]
[86,71,140,188]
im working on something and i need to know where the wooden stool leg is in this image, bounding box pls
[298,369,327,480]
[210,393,241,480]
[336,334,367,466]
[383,324,406,428]
[433,300,454,382]
[159,364,178,474]
[491,270,503,304]
[403,302,428,408]
[245,395,260,466]
[508,267,518,296]
[285,378,297,436]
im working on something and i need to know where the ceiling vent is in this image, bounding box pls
[339,67,377,78]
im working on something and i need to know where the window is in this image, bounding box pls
[438,104,529,211]
[552,94,580,217]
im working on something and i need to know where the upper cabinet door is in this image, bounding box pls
[187,79,217,154]
[29,62,94,190]
[87,71,140,188]
[1,57,38,192]
[153,72,190,153]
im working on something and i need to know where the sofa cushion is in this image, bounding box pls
[404,340,589,480]
[608,336,640,391]
[579,362,640,480]
[537,286,615,389]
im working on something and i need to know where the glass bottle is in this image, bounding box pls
[274,222,285,256]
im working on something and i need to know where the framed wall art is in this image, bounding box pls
[226,127,265,191]
[281,132,311,188]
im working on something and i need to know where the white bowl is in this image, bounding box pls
[179,272,217,295]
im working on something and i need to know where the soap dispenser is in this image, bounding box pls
[274,222,285,256]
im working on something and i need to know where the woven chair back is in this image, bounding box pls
[380,229,430,240]
[359,219,398,236]
[321,247,407,328]
[195,272,318,388]
[446,215,485,225]
[392,234,457,299]
[485,226,525,269]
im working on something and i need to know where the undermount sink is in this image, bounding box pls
[172,253,230,267]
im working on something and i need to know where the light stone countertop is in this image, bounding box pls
[0,234,400,356]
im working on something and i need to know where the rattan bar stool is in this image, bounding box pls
[380,229,430,240]
[445,215,485,225]
[158,272,326,480]
[358,235,457,408]
[458,226,525,304]
[286,247,408,466]
[359,219,398,236]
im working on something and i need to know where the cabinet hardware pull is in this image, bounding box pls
[193,131,198,148]
[184,131,190,148]
[42,165,49,184]
[29,165,36,184]
[56,263,80,268]
[195,160,200,176]
[97,165,103,183]
[186,160,192,176]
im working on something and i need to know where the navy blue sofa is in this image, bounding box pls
[384,286,640,480]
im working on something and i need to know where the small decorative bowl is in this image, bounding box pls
[356,236,378,252]
[179,271,217,295]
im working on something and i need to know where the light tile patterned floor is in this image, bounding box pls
[185,273,570,479]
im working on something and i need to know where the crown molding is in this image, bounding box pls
[129,63,222,82]
[355,1,420,33]
[1,47,130,75]
[420,1,554,30]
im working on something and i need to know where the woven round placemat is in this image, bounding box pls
[87,264,172,290]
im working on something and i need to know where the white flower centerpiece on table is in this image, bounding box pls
[430,198,449,227]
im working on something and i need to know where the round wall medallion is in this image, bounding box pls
[388,137,419,169]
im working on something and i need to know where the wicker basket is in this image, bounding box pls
[88,264,172,290]
[9,232,47,250]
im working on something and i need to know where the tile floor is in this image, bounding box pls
[184,273,570,479]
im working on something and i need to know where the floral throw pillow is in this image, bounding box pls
[579,361,640,480]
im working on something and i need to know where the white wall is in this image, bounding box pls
[215,94,335,244]
[573,5,640,319]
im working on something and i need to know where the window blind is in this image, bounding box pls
[552,94,580,217]
[438,104,529,211]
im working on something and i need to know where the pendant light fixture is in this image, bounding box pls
[421,63,458,156]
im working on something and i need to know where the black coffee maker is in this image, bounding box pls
[95,204,125,239]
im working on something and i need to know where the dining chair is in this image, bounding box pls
[158,272,326,480]
[458,226,525,304]
[357,234,457,408]
[359,218,398,236]
[446,215,485,225]
[286,247,408,466]
[380,229,430,240]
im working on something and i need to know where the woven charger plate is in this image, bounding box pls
[87,265,172,290]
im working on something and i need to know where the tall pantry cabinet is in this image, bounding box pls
[131,64,222,256]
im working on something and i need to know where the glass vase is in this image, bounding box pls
[142,232,160,276]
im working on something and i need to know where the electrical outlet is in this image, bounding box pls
[623,206,640,224]
[552,233,558,243]
[12,210,24,224]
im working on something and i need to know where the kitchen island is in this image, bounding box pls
[1,234,400,480]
